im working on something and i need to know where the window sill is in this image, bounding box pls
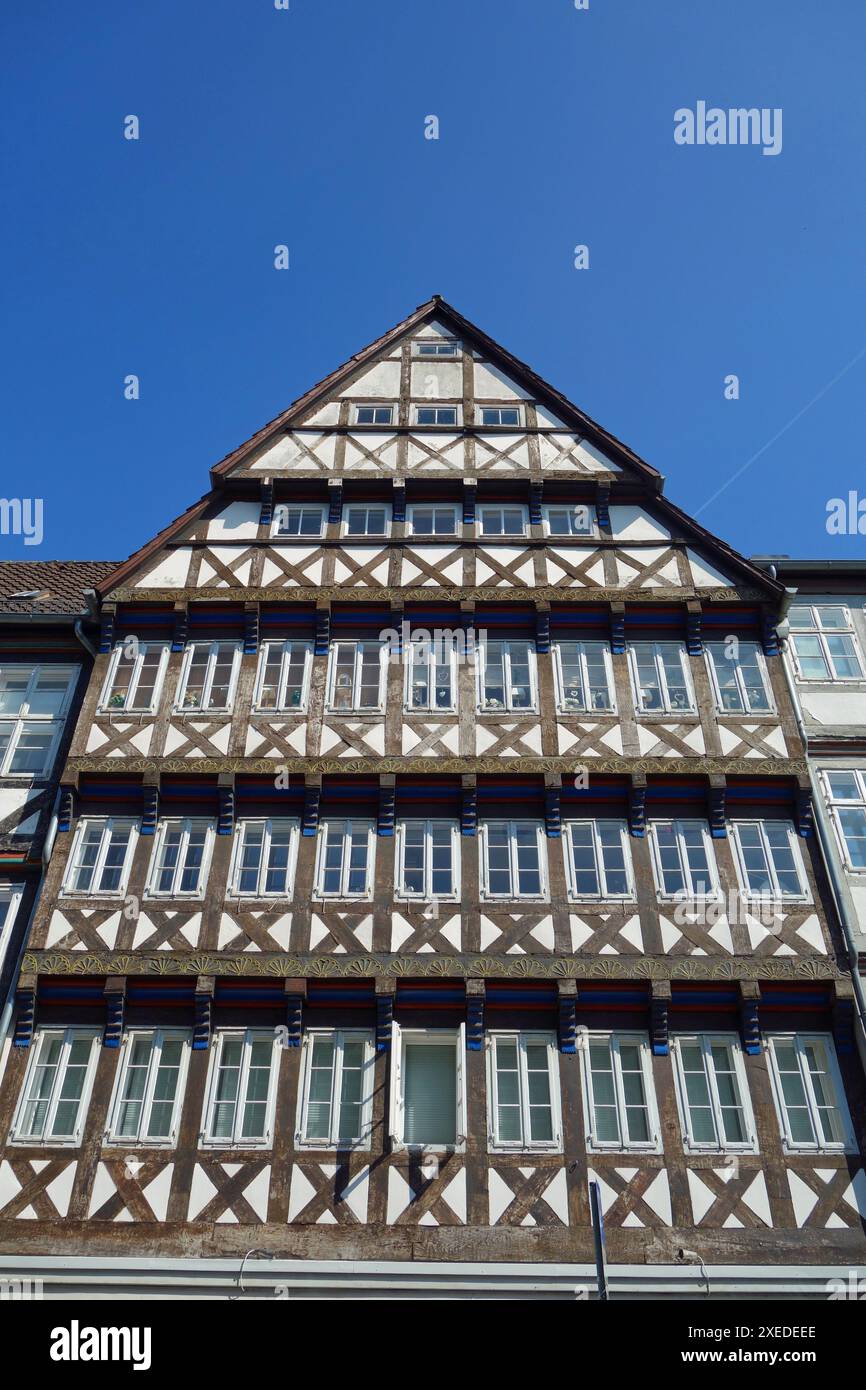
[635,711,699,722]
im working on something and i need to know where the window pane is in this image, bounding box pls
[557,642,586,710]
[305,1035,335,1140]
[403,1044,456,1145]
[485,823,512,895]
[50,1036,93,1137]
[98,824,132,893]
[147,1039,183,1139]
[514,823,541,895]
[569,823,600,895]
[826,634,863,679]
[481,641,506,708]
[8,724,55,775]
[792,635,829,679]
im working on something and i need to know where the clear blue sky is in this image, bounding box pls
[3,0,865,562]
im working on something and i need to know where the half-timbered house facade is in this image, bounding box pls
[1,302,864,1297]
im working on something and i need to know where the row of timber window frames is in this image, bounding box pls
[11,1027,855,1157]
[272,501,594,538]
[0,663,78,777]
[822,769,866,872]
[788,604,864,681]
[351,404,524,427]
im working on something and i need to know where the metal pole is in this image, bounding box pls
[589,1179,609,1301]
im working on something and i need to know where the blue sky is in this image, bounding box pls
[3,0,865,562]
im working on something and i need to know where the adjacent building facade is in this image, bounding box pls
[0,302,864,1298]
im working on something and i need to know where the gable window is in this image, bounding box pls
[478,638,535,711]
[0,663,78,777]
[405,633,456,711]
[11,1028,99,1144]
[342,503,391,537]
[488,1033,560,1151]
[480,820,546,900]
[390,1025,466,1150]
[146,818,214,898]
[479,407,521,427]
[628,642,695,714]
[766,1034,854,1152]
[354,405,393,426]
[671,1035,756,1152]
[396,819,459,901]
[230,818,299,897]
[416,339,460,357]
[63,817,138,897]
[327,640,385,712]
[407,504,459,536]
[297,1030,375,1148]
[315,819,376,899]
[100,643,169,714]
[648,819,717,899]
[479,505,527,537]
[176,641,241,713]
[563,820,633,899]
[202,1030,279,1148]
[272,504,326,538]
[582,1033,658,1151]
[789,605,864,681]
[106,1030,190,1146]
[543,504,593,536]
[705,641,773,713]
[822,770,866,872]
[414,406,458,426]
[553,640,614,713]
[254,640,312,711]
[730,820,809,901]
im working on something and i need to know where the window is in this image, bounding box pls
[326,641,385,711]
[628,642,695,714]
[146,818,214,898]
[543,504,594,536]
[478,638,535,711]
[0,663,78,777]
[479,407,521,427]
[354,405,393,425]
[488,1033,560,1151]
[176,642,241,712]
[479,505,527,536]
[0,884,23,968]
[106,1030,190,1145]
[672,1035,755,1152]
[202,1031,279,1147]
[390,1026,466,1150]
[822,769,866,872]
[649,820,718,899]
[553,640,614,713]
[582,1033,658,1151]
[405,633,456,711]
[100,643,168,714]
[414,406,458,426]
[12,1028,99,1144]
[766,1034,854,1152]
[254,640,312,711]
[315,820,376,899]
[416,339,459,357]
[230,818,299,897]
[730,821,809,901]
[480,820,546,900]
[407,504,459,536]
[342,503,391,537]
[705,640,772,714]
[563,820,633,899]
[396,820,459,900]
[297,1030,375,1148]
[789,605,864,681]
[63,818,138,896]
[272,504,326,538]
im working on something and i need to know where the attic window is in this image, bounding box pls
[9,589,50,602]
[416,339,460,357]
[355,405,393,426]
[480,407,521,427]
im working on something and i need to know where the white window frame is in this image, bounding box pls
[144,817,215,900]
[476,637,537,712]
[788,605,865,683]
[478,504,529,537]
[542,504,595,537]
[821,768,866,875]
[271,502,327,539]
[10,1027,100,1146]
[61,816,139,898]
[486,1031,562,1153]
[341,502,392,538]
[414,338,460,357]
[671,1034,757,1154]
[353,404,394,426]
[200,1029,280,1149]
[552,639,616,714]
[0,663,79,778]
[395,818,460,902]
[648,819,720,901]
[404,634,458,712]
[729,820,811,903]
[98,642,169,715]
[314,818,377,900]
[627,641,696,715]
[479,819,548,902]
[0,883,24,973]
[325,640,386,713]
[406,503,460,536]
[389,1023,467,1153]
[413,405,460,427]
[104,1029,191,1147]
[174,641,242,714]
[562,819,634,901]
[228,817,300,898]
[295,1028,376,1150]
[478,406,523,428]
[253,639,313,712]
[704,640,775,715]
[580,1031,661,1153]
[765,1032,856,1154]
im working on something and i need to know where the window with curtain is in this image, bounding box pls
[766,1034,854,1151]
[12,1028,99,1143]
[672,1034,755,1151]
[202,1031,278,1147]
[392,1028,464,1149]
[106,1030,189,1145]
[583,1033,658,1150]
[297,1031,375,1147]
